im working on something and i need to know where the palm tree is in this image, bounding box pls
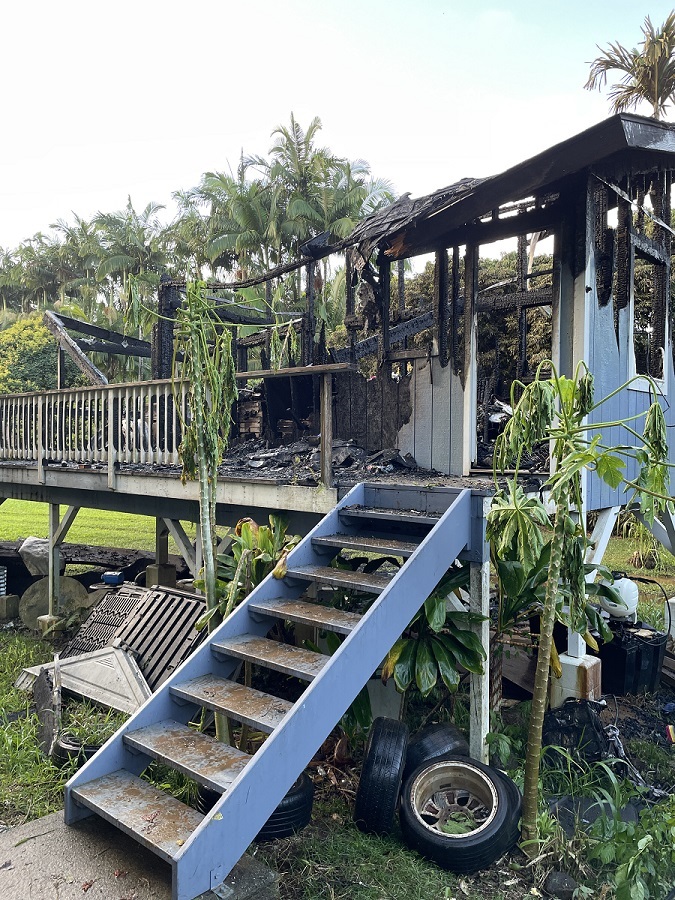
[585,13,675,119]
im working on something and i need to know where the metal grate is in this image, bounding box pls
[61,585,148,659]
[114,587,206,690]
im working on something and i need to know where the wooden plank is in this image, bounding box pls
[248,597,361,634]
[43,311,108,386]
[124,720,251,793]
[339,506,440,526]
[70,770,202,863]
[285,564,391,594]
[312,533,421,557]
[320,373,333,489]
[171,675,292,734]
[55,313,151,350]
[236,363,354,380]
[469,555,490,763]
[212,634,327,681]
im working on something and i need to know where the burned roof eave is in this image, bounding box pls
[353,113,675,261]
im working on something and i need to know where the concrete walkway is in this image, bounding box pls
[0,811,278,900]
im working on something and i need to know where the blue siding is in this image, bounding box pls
[587,276,674,511]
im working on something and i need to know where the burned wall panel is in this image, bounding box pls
[333,368,412,453]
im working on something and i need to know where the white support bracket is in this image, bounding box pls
[162,519,197,576]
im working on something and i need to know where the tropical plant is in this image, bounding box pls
[585,13,675,119]
[196,515,301,629]
[382,564,486,698]
[195,514,300,749]
[174,283,238,620]
[487,360,669,850]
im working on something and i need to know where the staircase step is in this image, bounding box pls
[339,505,440,527]
[212,635,327,680]
[124,720,251,792]
[249,597,361,634]
[286,564,391,594]
[70,770,202,863]
[171,674,292,733]
[313,532,421,558]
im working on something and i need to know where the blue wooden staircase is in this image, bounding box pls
[64,483,477,900]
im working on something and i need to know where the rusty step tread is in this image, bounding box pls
[124,720,251,792]
[339,505,440,526]
[313,533,421,558]
[171,674,292,734]
[286,564,391,594]
[248,597,361,634]
[212,634,327,680]
[71,769,202,863]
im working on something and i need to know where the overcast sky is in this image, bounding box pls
[2,0,675,251]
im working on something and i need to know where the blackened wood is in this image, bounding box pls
[54,314,151,350]
[452,246,461,372]
[435,249,449,367]
[235,362,353,381]
[345,253,357,365]
[43,311,108,385]
[379,256,391,362]
[75,339,152,359]
[332,312,433,363]
[304,262,315,366]
[153,275,178,380]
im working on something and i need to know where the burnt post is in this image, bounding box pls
[434,248,449,367]
[345,252,357,365]
[320,373,333,488]
[303,262,316,366]
[152,274,178,380]
[378,255,391,366]
[397,259,406,349]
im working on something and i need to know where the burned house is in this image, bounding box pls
[1,113,675,900]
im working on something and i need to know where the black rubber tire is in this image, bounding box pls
[51,734,101,769]
[354,717,409,835]
[493,769,522,852]
[399,755,513,873]
[403,723,470,781]
[255,773,314,842]
[197,772,314,842]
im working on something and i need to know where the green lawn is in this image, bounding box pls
[0,499,195,553]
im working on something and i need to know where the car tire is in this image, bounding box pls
[51,734,101,768]
[493,769,521,851]
[399,755,514,872]
[403,723,469,781]
[197,772,314,842]
[354,717,409,835]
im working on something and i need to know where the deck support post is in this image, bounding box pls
[42,504,80,629]
[469,554,490,763]
[320,373,333,489]
[145,518,176,588]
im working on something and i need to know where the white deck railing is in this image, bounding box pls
[0,380,189,477]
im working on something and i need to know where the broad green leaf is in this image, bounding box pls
[595,453,625,489]
[393,638,416,692]
[430,636,461,693]
[424,592,447,632]
[447,627,487,660]
[438,633,484,674]
[382,638,406,683]
[414,639,437,697]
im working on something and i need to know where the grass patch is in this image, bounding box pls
[254,796,513,900]
[0,631,73,825]
[0,499,199,553]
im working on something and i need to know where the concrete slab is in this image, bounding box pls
[0,811,278,900]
